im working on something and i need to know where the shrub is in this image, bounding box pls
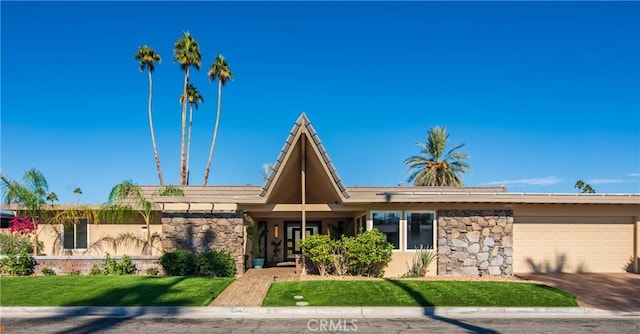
[0,249,36,276]
[331,242,349,277]
[404,246,438,278]
[342,229,393,277]
[300,234,335,277]
[145,267,159,276]
[196,250,236,277]
[41,267,56,276]
[101,253,137,275]
[0,233,43,255]
[160,249,197,276]
[89,264,104,275]
[9,216,36,235]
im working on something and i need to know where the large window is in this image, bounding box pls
[63,219,88,249]
[372,211,401,249]
[406,211,435,250]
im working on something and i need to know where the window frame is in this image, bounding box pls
[404,210,436,252]
[62,219,89,250]
[371,210,402,251]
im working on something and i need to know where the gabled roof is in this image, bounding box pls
[260,113,350,203]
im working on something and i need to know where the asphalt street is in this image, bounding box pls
[2,317,640,334]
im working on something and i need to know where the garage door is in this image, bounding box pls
[514,218,634,273]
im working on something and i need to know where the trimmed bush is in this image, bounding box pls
[342,229,393,277]
[160,249,197,276]
[196,250,236,277]
[300,234,335,276]
[300,229,393,278]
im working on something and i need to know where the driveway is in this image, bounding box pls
[517,273,640,312]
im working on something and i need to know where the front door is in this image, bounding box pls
[285,221,321,261]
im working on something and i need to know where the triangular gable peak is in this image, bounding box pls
[260,113,350,204]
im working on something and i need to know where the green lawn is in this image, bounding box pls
[263,280,578,307]
[1,276,234,306]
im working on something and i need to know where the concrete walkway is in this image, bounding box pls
[211,266,299,306]
[517,273,640,312]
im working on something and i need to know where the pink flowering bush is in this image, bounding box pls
[9,216,36,235]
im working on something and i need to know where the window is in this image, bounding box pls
[372,211,401,249]
[63,219,88,249]
[406,211,435,250]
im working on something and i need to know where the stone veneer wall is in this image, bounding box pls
[162,212,245,276]
[437,210,513,276]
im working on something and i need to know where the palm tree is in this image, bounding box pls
[404,126,470,187]
[0,168,53,255]
[73,187,82,204]
[203,55,233,185]
[179,84,204,185]
[134,45,164,185]
[582,184,596,193]
[575,180,596,193]
[46,192,58,206]
[173,32,202,186]
[99,180,156,254]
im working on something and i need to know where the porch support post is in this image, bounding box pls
[301,133,306,237]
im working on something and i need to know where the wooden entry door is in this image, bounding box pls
[284,221,321,261]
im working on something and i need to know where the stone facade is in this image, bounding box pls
[437,210,513,276]
[161,212,245,276]
[32,256,163,275]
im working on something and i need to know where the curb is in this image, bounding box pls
[1,306,639,319]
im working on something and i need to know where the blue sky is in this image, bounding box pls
[1,1,639,204]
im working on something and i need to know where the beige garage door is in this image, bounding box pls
[514,219,633,273]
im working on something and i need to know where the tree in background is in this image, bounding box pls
[575,180,596,193]
[203,55,233,185]
[180,83,204,185]
[404,126,470,186]
[0,169,56,255]
[134,45,164,185]
[73,187,83,204]
[174,32,202,186]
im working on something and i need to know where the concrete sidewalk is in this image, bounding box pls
[1,306,639,320]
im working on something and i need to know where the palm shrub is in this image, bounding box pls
[299,234,336,277]
[196,250,236,277]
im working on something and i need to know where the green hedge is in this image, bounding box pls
[300,229,393,277]
[160,249,236,277]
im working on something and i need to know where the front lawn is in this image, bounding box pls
[263,280,578,307]
[1,276,234,306]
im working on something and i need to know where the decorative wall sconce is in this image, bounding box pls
[274,225,279,238]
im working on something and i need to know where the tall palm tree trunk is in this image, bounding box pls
[148,70,164,185]
[203,80,222,185]
[186,104,194,185]
[179,68,189,185]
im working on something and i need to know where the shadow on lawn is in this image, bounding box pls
[385,279,499,334]
[43,276,194,334]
